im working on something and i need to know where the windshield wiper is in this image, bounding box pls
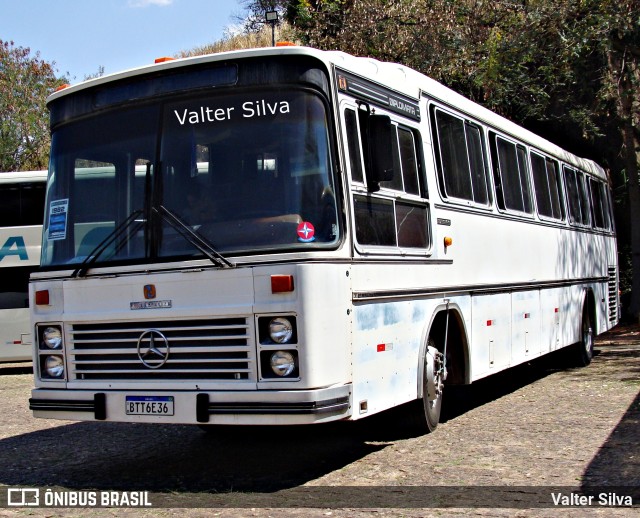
[153,205,234,268]
[72,210,144,278]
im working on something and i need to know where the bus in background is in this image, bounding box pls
[29,47,617,432]
[0,170,47,362]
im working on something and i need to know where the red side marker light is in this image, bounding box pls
[271,275,294,293]
[35,290,50,305]
[155,56,175,63]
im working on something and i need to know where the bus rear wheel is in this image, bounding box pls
[573,306,594,367]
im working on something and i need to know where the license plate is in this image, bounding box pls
[125,396,174,416]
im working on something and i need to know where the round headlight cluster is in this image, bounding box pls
[43,327,62,349]
[270,351,296,377]
[44,355,65,378]
[269,317,293,344]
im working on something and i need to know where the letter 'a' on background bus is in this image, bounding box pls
[0,170,47,362]
[29,47,618,433]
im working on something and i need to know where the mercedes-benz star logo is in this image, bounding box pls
[136,329,170,369]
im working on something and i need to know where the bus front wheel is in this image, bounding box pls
[401,336,444,434]
[417,337,445,433]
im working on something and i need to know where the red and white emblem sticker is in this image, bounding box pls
[297,221,315,243]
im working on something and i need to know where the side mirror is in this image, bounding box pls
[366,115,395,192]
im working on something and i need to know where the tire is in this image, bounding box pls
[405,337,445,434]
[573,306,594,367]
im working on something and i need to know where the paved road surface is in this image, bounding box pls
[0,325,638,517]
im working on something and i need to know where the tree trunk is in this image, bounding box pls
[608,42,640,320]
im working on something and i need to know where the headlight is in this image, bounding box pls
[270,351,296,377]
[44,355,65,378]
[42,327,62,349]
[269,317,293,344]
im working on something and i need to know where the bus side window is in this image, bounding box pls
[564,166,580,224]
[0,183,45,227]
[347,106,430,250]
[0,185,21,227]
[344,108,364,183]
[491,135,533,214]
[589,178,610,230]
[353,195,396,246]
[576,171,592,226]
[432,107,489,205]
[399,128,419,195]
[379,125,403,191]
[531,152,564,221]
[563,166,591,226]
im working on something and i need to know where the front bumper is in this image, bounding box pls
[29,385,352,425]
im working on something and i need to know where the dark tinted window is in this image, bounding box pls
[564,166,591,226]
[0,182,45,227]
[531,152,564,220]
[492,136,532,214]
[433,109,489,205]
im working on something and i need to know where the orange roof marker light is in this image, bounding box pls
[54,84,70,92]
[155,57,176,64]
[275,41,297,47]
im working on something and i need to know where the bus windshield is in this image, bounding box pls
[42,89,338,268]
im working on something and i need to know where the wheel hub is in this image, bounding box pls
[426,346,445,401]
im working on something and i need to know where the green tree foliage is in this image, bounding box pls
[0,40,66,172]
[243,0,639,317]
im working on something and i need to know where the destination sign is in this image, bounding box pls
[336,69,421,122]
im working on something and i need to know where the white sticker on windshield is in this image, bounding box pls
[48,199,69,241]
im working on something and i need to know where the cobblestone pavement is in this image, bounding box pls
[0,325,638,517]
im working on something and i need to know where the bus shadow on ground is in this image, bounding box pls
[0,343,629,495]
[0,358,557,495]
[581,341,640,489]
[581,388,640,489]
[0,358,560,495]
[355,351,566,441]
[0,419,387,493]
[0,363,32,376]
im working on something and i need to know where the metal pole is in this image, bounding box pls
[265,11,278,47]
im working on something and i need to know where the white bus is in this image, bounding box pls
[29,47,618,432]
[0,170,47,362]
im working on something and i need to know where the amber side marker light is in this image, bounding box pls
[444,236,453,248]
[54,84,70,92]
[275,41,297,47]
[155,56,175,63]
[271,275,294,293]
[35,290,50,305]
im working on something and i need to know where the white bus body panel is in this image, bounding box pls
[31,263,354,424]
[0,223,42,362]
[0,308,33,362]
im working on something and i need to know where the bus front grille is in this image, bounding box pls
[68,318,254,381]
